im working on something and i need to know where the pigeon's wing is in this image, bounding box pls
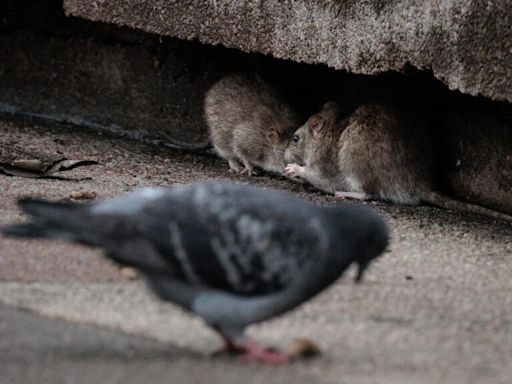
[136,183,329,295]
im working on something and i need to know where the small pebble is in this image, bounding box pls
[286,338,322,359]
[119,266,138,280]
[69,190,97,200]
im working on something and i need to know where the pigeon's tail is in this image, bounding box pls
[1,198,93,244]
[0,223,46,237]
[1,222,49,238]
[18,198,83,219]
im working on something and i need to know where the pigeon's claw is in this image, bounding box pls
[212,340,291,364]
[211,339,245,357]
[234,339,289,364]
[212,338,289,364]
[211,344,238,357]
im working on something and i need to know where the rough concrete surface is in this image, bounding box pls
[1,27,511,214]
[1,119,512,383]
[0,29,230,147]
[442,100,512,213]
[64,0,512,103]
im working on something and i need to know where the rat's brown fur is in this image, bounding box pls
[285,102,512,221]
[285,102,431,203]
[204,74,301,175]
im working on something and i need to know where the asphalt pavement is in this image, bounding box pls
[1,119,511,384]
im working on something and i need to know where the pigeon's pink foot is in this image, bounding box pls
[211,333,240,357]
[234,340,289,364]
[212,338,289,364]
[211,345,237,357]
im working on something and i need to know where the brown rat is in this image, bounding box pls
[204,74,301,175]
[284,102,512,222]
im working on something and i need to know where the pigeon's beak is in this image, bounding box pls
[354,260,369,283]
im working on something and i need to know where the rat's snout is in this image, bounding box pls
[284,146,302,165]
[284,148,293,164]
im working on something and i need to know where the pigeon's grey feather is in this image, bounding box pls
[134,184,330,295]
[1,181,389,354]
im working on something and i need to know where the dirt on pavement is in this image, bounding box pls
[1,119,511,384]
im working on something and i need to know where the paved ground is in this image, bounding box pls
[1,119,511,384]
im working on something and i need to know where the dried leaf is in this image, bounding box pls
[46,159,99,174]
[0,143,98,179]
[0,164,46,178]
[0,143,63,168]
[11,159,45,172]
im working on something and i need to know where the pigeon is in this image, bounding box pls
[1,181,389,363]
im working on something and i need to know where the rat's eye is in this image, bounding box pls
[292,134,300,144]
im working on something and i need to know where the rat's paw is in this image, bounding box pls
[285,163,305,179]
[240,167,259,176]
[228,159,244,174]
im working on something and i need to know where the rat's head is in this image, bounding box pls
[284,101,339,165]
[265,123,301,171]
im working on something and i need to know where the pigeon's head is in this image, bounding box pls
[353,207,389,282]
[327,203,389,282]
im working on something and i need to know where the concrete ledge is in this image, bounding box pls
[443,100,512,214]
[0,30,231,146]
[63,0,512,103]
[0,4,510,214]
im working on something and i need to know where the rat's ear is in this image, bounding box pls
[322,101,337,111]
[308,115,325,135]
[266,130,279,143]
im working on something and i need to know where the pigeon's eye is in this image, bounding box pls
[292,134,300,144]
